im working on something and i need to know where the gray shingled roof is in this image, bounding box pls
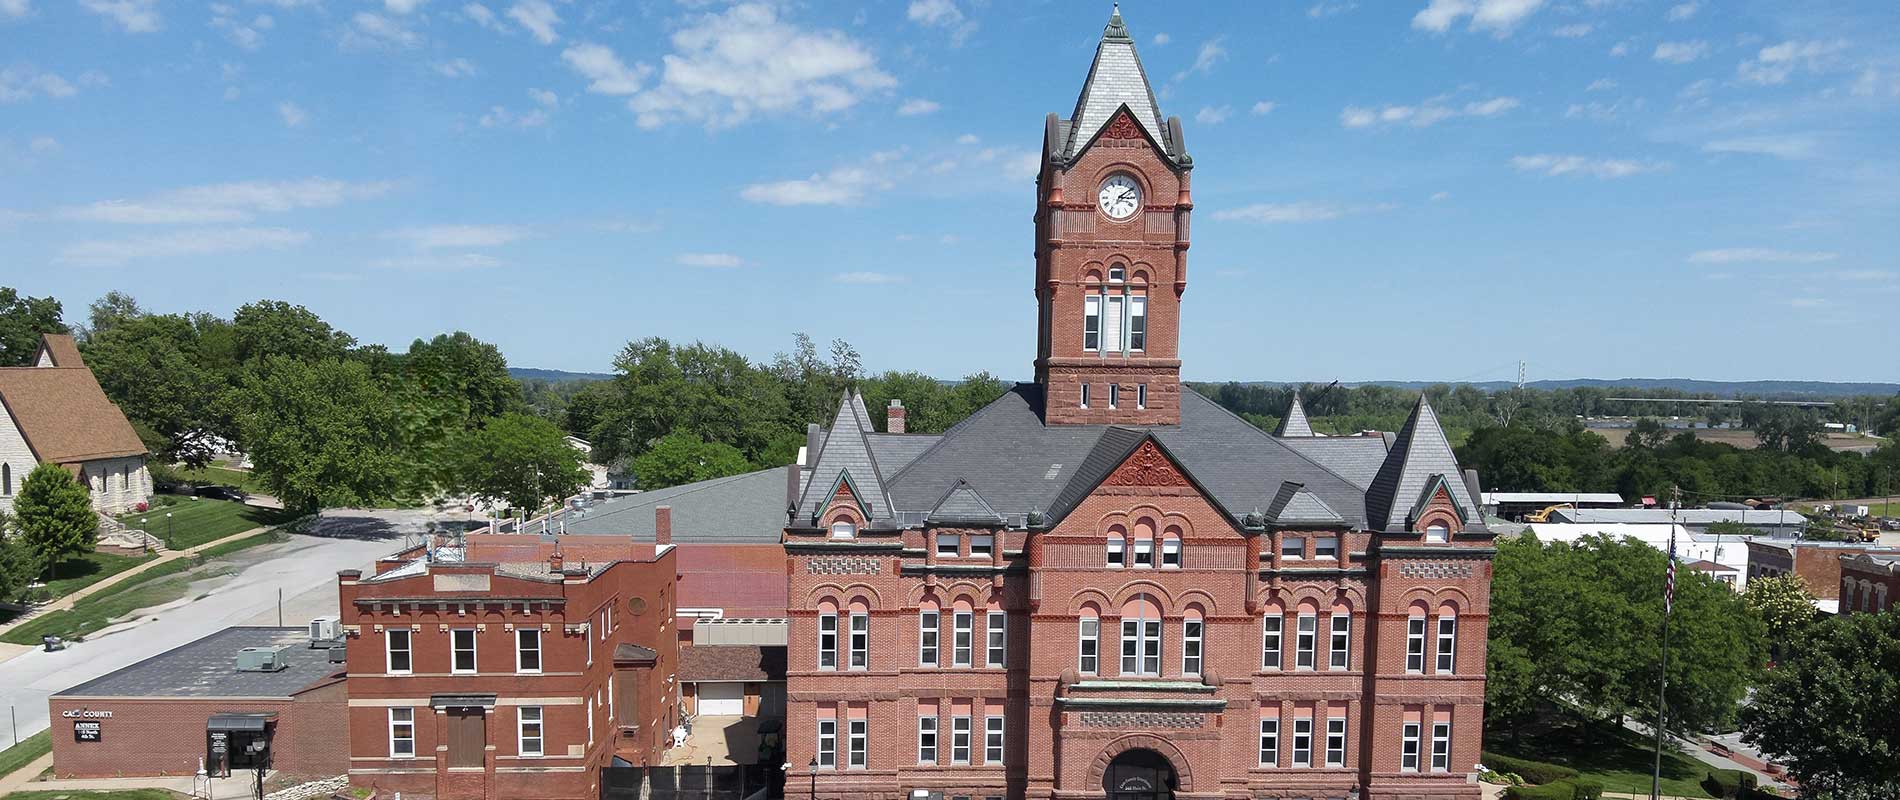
[58,627,339,698]
[796,390,893,524]
[1278,436,1389,489]
[1274,392,1315,437]
[926,479,1006,526]
[562,467,789,544]
[1061,8,1175,161]
[867,433,942,474]
[1363,396,1478,532]
[1265,481,1346,525]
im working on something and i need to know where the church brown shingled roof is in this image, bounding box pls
[0,336,148,463]
[35,333,84,367]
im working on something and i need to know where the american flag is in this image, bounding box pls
[1664,531,1677,615]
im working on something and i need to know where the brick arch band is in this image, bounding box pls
[1088,733,1194,794]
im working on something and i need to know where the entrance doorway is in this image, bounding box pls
[1103,748,1176,800]
[446,707,486,768]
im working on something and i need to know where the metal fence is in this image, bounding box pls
[601,763,781,800]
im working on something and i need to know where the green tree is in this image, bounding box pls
[234,357,410,512]
[0,287,69,366]
[561,380,619,444]
[0,511,45,604]
[591,337,791,467]
[1743,574,1817,643]
[82,290,145,340]
[81,313,230,466]
[630,432,750,489]
[1741,612,1900,799]
[401,331,524,427]
[229,300,355,367]
[443,413,589,513]
[12,463,98,574]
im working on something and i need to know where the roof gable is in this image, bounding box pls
[1060,8,1178,163]
[0,363,147,463]
[1274,391,1315,437]
[1364,395,1477,531]
[35,334,84,368]
[926,479,1005,526]
[1265,481,1346,526]
[795,389,893,524]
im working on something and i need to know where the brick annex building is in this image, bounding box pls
[782,10,1494,800]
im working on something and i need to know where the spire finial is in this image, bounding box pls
[1102,3,1130,41]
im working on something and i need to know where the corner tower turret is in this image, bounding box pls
[1033,5,1192,426]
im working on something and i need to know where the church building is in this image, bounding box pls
[783,9,1493,800]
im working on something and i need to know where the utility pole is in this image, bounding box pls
[1651,485,1680,800]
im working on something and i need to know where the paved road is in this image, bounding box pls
[0,510,427,745]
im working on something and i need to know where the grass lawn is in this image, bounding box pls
[1488,710,1720,798]
[0,558,230,645]
[3,791,187,799]
[170,464,269,495]
[0,731,51,781]
[117,497,296,550]
[197,530,290,559]
[36,551,157,600]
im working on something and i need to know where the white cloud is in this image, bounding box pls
[434,58,477,78]
[1686,248,1837,264]
[1586,78,1617,92]
[1211,202,1391,224]
[387,224,529,249]
[740,166,886,206]
[1786,297,1827,309]
[507,0,558,44]
[528,88,557,108]
[1307,2,1357,19]
[1340,95,1517,128]
[626,3,896,130]
[1251,100,1276,115]
[0,68,80,103]
[58,227,309,266]
[1412,0,1544,36]
[480,88,558,128]
[370,253,503,272]
[1738,40,1846,85]
[955,133,979,145]
[59,178,395,224]
[1174,38,1227,82]
[906,0,975,45]
[462,2,501,31]
[1665,2,1699,21]
[1151,32,1170,45]
[0,0,29,19]
[897,98,941,116]
[1609,41,1631,57]
[28,136,57,154]
[676,252,746,268]
[834,271,905,284]
[1831,269,1895,281]
[1652,40,1708,64]
[1551,23,1591,38]
[278,101,308,128]
[346,11,420,49]
[561,42,648,95]
[385,0,425,13]
[81,0,159,32]
[211,7,272,51]
[1430,191,1451,201]
[1510,154,1665,178]
[1703,135,1820,161]
[1195,105,1231,124]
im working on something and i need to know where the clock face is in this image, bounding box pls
[1097,174,1142,220]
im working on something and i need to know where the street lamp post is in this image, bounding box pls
[166,512,173,550]
[140,517,149,555]
[808,757,817,800]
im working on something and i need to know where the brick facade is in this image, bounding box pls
[1839,554,1900,614]
[47,677,347,779]
[1745,540,1900,601]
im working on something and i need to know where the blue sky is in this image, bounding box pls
[3,0,1897,383]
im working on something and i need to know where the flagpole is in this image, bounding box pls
[1652,485,1680,800]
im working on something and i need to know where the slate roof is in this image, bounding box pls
[0,335,148,463]
[1265,481,1346,526]
[794,390,894,524]
[1364,395,1478,532]
[867,433,941,474]
[561,468,789,543]
[1274,392,1315,437]
[1058,8,1182,164]
[926,479,1006,526]
[57,627,340,698]
[1277,437,1389,488]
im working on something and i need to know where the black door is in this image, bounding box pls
[1104,748,1175,800]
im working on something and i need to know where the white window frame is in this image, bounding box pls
[451,628,477,674]
[1108,383,1120,409]
[919,611,939,667]
[1121,617,1162,676]
[986,611,1007,667]
[1426,524,1449,543]
[1292,718,1312,768]
[515,628,541,674]
[386,629,412,675]
[918,714,937,764]
[518,706,544,757]
[953,611,974,667]
[1258,718,1279,767]
[1431,721,1452,772]
[1295,614,1317,670]
[1133,538,1154,568]
[1079,616,1100,674]
[587,697,594,747]
[952,716,972,764]
[1406,617,1426,673]
[1136,383,1147,409]
[1315,536,1339,559]
[830,521,856,540]
[970,534,994,557]
[1329,613,1350,670]
[1160,538,1181,568]
[848,718,867,769]
[389,707,415,758]
[818,613,838,670]
[984,715,1004,764]
[1401,722,1421,772]
[1083,295,1101,351]
[1262,615,1283,670]
[936,533,960,557]
[1106,537,1125,568]
[1080,382,1091,408]
[849,612,869,670]
[1436,616,1457,674]
[1326,716,1347,768]
[1128,295,1146,351]
[817,718,836,768]
[1181,618,1203,676]
[1281,536,1304,560]
[1104,295,1125,352]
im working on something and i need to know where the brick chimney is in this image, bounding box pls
[655,506,672,546]
[887,399,907,434]
[548,545,564,573]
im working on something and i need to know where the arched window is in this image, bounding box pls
[1132,519,1155,568]
[1434,601,1459,673]
[829,520,856,540]
[1,463,10,495]
[1405,601,1429,673]
[1181,607,1204,675]
[1161,526,1182,568]
[1120,594,1162,676]
[1425,524,1449,543]
[918,598,940,667]
[1078,606,1101,674]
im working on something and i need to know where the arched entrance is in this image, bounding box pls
[1102,748,1176,800]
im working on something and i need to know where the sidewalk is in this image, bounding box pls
[0,524,276,645]
[6,765,278,799]
[0,752,52,797]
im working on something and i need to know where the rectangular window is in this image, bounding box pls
[1315,536,1339,559]
[587,698,594,746]
[1104,295,1125,352]
[1128,296,1146,351]
[1292,718,1312,768]
[848,719,867,769]
[849,613,869,670]
[1296,615,1316,670]
[1426,524,1450,543]
[918,715,937,764]
[518,706,543,757]
[389,708,415,758]
[1160,538,1180,568]
[1106,537,1124,568]
[936,533,960,557]
[1143,619,1161,675]
[970,534,994,557]
[1407,618,1426,673]
[452,629,477,674]
[817,718,836,768]
[1436,616,1457,674]
[1136,383,1147,409]
[952,716,971,764]
[1262,616,1283,670]
[1326,717,1346,767]
[1258,718,1279,767]
[386,629,412,674]
[1080,383,1091,408]
[1108,383,1120,409]
[954,611,974,667]
[919,612,939,667]
[984,715,1004,764]
[1133,539,1154,568]
[818,614,838,670]
[986,611,1007,667]
[1431,721,1452,772]
[1182,619,1203,675]
[1281,536,1304,559]
[1083,295,1101,351]
[1401,722,1421,772]
[1329,613,1350,670]
[1079,617,1099,674]
[515,629,540,673]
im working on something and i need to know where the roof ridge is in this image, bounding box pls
[884,384,1028,486]
[1180,390,1368,498]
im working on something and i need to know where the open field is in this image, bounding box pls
[117,497,296,550]
[1605,428,1887,453]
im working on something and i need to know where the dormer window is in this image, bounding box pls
[1424,524,1449,544]
[830,521,857,540]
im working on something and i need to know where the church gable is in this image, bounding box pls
[1071,105,1173,166]
[1103,439,1191,488]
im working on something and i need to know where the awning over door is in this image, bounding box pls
[207,713,275,731]
[430,693,498,708]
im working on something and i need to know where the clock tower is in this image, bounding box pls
[1033,5,1192,426]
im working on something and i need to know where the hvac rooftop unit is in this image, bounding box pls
[236,646,289,672]
[309,616,341,646]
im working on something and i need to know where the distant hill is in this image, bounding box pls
[1204,378,1900,399]
[510,367,615,382]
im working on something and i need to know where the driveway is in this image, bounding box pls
[0,508,436,745]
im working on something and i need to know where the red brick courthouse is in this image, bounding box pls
[782,9,1494,800]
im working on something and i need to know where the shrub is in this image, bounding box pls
[1571,777,1603,800]
[1505,780,1604,800]
[1702,769,1757,798]
[1483,752,1581,785]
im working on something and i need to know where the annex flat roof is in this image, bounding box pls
[1481,492,1626,505]
[56,627,340,699]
